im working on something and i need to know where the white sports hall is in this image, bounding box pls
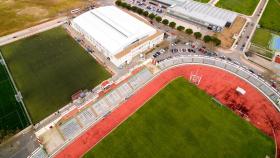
[71,6,164,67]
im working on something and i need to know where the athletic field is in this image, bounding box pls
[1,27,110,123]
[84,78,274,158]
[0,58,29,141]
[259,0,280,32]
[252,28,272,49]
[216,0,259,15]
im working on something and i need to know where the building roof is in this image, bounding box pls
[152,0,186,6]
[168,0,237,27]
[72,6,156,56]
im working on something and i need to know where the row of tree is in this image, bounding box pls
[176,25,221,46]
[115,0,221,46]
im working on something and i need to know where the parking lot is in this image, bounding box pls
[128,0,166,15]
[149,40,270,81]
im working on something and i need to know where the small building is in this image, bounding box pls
[71,6,164,67]
[166,0,238,32]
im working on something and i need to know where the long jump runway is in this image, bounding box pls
[55,65,280,158]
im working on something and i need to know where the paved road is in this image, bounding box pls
[0,127,39,158]
[234,0,268,53]
[0,17,68,46]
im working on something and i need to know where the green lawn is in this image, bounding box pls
[0,27,111,123]
[216,0,259,15]
[84,78,275,158]
[259,0,280,32]
[0,59,29,141]
[252,28,272,49]
[0,0,89,36]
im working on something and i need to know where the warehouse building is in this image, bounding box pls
[166,0,238,32]
[71,6,163,67]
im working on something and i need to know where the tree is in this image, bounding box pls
[155,16,162,22]
[120,2,128,8]
[169,22,176,28]
[126,4,132,10]
[162,19,169,25]
[136,8,144,14]
[177,25,185,31]
[185,28,193,35]
[143,11,149,17]
[148,13,156,20]
[212,37,221,46]
[194,32,202,39]
[203,35,212,43]
[131,6,138,12]
[115,0,122,6]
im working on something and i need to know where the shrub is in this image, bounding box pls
[211,37,221,46]
[162,19,169,25]
[155,16,162,22]
[169,22,176,28]
[115,0,122,6]
[177,25,185,31]
[203,35,212,43]
[185,28,193,35]
[148,13,156,20]
[143,11,149,17]
[194,32,202,39]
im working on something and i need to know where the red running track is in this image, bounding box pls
[55,65,280,158]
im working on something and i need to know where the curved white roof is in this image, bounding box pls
[168,0,237,27]
[72,6,156,56]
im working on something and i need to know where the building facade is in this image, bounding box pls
[71,6,163,67]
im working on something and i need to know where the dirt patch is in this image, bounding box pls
[0,0,15,5]
[17,6,49,18]
[217,16,246,49]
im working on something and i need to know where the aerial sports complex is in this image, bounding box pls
[29,55,280,158]
[2,2,280,158]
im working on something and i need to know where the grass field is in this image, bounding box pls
[252,28,272,49]
[259,0,280,32]
[84,78,275,158]
[216,0,259,15]
[0,58,29,141]
[0,27,110,123]
[0,0,90,36]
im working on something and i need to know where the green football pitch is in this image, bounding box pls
[84,78,275,158]
[0,59,29,140]
[216,0,259,15]
[259,0,280,32]
[1,27,111,123]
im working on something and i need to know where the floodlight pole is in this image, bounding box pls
[0,49,33,125]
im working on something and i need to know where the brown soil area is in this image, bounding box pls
[217,16,246,49]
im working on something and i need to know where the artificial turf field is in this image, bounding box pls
[84,78,275,158]
[216,0,259,15]
[252,28,272,49]
[0,59,29,140]
[1,27,111,123]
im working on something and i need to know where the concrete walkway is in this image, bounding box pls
[208,0,219,6]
